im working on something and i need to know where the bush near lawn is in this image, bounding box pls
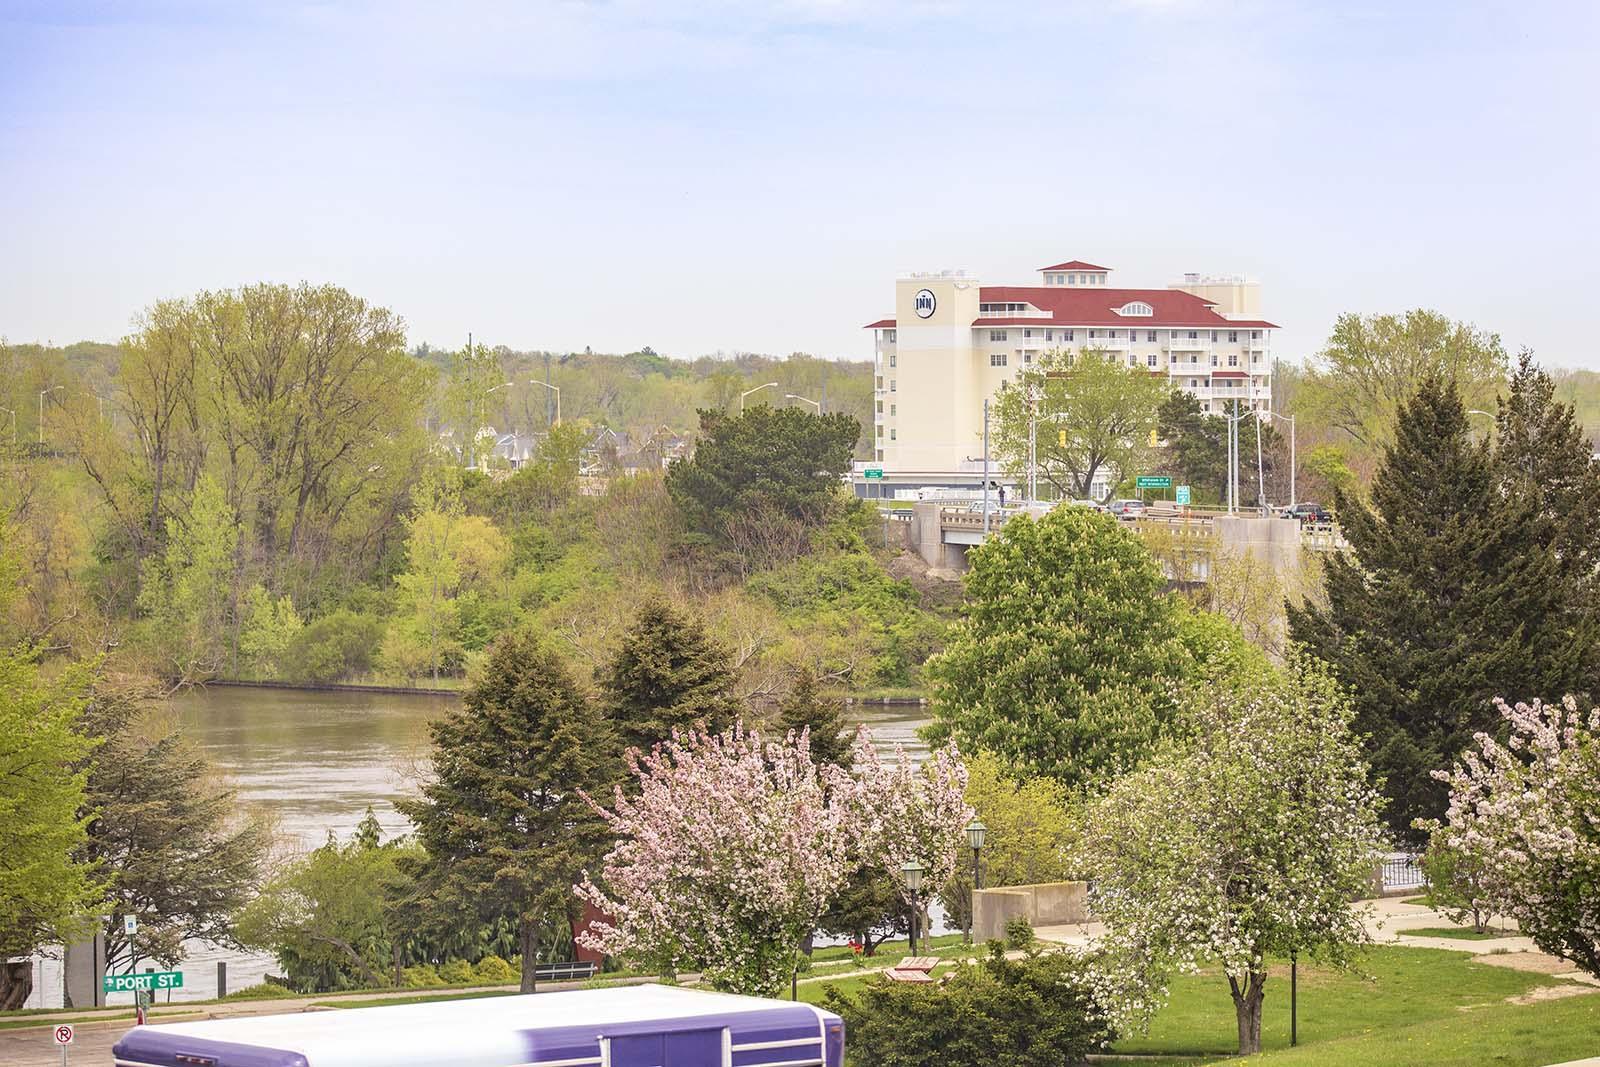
[820,944,1112,1067]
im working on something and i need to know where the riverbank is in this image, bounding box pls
[204,677,930,704]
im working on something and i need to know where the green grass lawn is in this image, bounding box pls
[1221,993,1600,1066]
[1402,925,1514,941]
[1117,946,1569,1059]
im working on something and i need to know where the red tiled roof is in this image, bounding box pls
[976,286,1278,329]
[863,318,897,329]
[1040,260,1109,272]
[1211,370,1249,378]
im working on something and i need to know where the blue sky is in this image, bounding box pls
[2,0,1596,366]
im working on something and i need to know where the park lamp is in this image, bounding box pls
[965,819,988,852]
[899,859,925,893]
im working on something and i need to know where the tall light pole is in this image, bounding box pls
[784,393,820,413]
[38,385,63,446]
[1262,410,1296,510]
[529,380,561,426]
[900,859,925,956]
[740,382,779,413]
[965,819,988,942]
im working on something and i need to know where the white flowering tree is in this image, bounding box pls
[848,737,974,940]
[1424,697,1600,978]
[576,724,971,996]
[1075,655,1385,1054]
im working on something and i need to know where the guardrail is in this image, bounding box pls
[1380,852,1425,891]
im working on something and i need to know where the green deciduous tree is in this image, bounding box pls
[237,810,419,991]
[0,563,100,1008]
[1297,309,1506,450]
[135,474,239,684]
[78,679,270,974]
[1075,654,1385,1055]
[1289,375,1596,836]
[239,583,303,677]
[400,630,617,992]
[599,599,745,753]
[1156,389,1277,505]
[938,752,1078,932]
[926,507,1189,792]
[993,349,1169,499]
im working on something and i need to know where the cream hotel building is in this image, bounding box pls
[862,259,1277,491]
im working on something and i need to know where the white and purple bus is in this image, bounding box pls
[111,984,844,1067]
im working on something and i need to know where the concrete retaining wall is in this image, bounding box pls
[972,880,1090,943]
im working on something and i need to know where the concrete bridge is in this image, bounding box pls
[890,501,1346,579]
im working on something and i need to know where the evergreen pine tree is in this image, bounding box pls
[1290,375,1588,837]
[1495,350,1600,587]
[776,668,853,771]
[598,599,744,752]
[400,630,617,992]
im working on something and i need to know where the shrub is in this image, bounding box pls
[401,964,442,988]
[473,954,517,983]
[1004,917,1035,950]
[286,609,385,683]
[822,944,1113,1067]
[437,959,475,984]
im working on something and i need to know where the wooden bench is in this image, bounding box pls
[533,960,598,982]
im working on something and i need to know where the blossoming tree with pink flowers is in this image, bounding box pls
[575,723,970,996]
[1424,697,1600,978]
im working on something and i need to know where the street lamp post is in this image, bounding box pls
[38,385,63,445]
[740,382,779,413]
[1262,409,1296,510]
[784,393,821,413]
[965,819,988,942]
[900,859,925,956]
[528,380,561,426]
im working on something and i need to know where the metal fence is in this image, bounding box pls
[1380,852,1425,891]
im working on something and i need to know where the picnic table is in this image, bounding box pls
[884,956,941,983]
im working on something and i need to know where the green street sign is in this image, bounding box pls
[103,971,183,994]
[1175,485,1192,505]
[863,468,884,480]
[1136,475,1171,489]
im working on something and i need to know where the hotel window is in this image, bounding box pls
[1187,330,1199,340]
[876,400,883,413]
[1128,354,1138,367]
[875,424,883,436]
[885,329,896,341]
[876,449,884,461]
[1147,330,1157,342]
[875,376,882,389]
[1189,379,1199,388]
[1251,330,1261,339]
[1024,328,1034,338]
[1088,329,1099,339]
[1065,329,1075,341]
[889,352,896,367]
[1210,330,1218,342]
[890,404,896,415]
[890,379,896,392]
[1228,353,1239,367]
[1228,330,1238,343]
[1023,352,1033,364]
[989,329,1007,342]
[889,428,896,441]
[1068,274,1076,284]
[1147,353,1158,368]
[1045,329,1054,341]
[990,353,1008,367]
[1210,354,1218,366]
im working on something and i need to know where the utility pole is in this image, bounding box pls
[982,399,991,535]
[1026,384,1038,506]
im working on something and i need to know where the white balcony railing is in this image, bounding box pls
[1167,336,1211,351]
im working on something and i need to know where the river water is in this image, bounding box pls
[43,686,932,1007]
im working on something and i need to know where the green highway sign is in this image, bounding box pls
[1135,475,1171,489]
[1175,485,1191,505]
[863,468,884,480]
[103,971,183,994]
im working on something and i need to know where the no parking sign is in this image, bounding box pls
[54,1025,74,1045]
